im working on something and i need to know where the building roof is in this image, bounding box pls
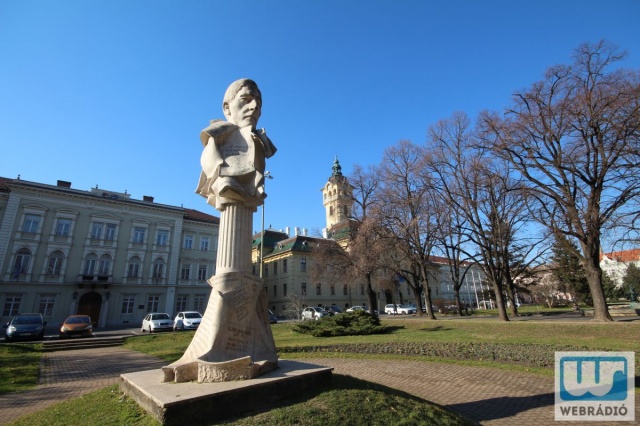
[601,249,640,263]
[183,208,219,224]
[0,176,218,224]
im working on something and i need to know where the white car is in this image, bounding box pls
[384,304,416,315]
[173,311,202,330]
[141,313,174,333]
[301,306,329,321]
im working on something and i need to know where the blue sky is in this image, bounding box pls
[1,1,639,236]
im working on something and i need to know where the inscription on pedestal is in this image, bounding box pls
[224,285,250,321]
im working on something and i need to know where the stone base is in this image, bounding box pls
[120,360,333,425]
[162,356,278,383]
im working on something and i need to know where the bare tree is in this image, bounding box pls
[428,112,539,321]
[376,140,441,318]
[479,41,640,321]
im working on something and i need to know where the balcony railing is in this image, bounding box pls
[76,274,112,288]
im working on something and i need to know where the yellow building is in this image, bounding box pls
[0,177,219,330]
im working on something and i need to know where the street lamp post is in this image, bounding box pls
[260,171,273,278]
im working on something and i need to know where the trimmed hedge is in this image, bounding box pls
[292,311,393,337]
[277,341,600,369]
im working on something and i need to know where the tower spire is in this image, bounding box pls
[332,155,342,177]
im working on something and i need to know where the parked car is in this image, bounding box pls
[301,306,329,321]
[346,306,365,312]
[59,315,93,338]
[268,310,278,324]
[3,313,46,341]
[173,311,202,331]
[141,313,174,333]
[325,306,343,315]
[384,304,416,315]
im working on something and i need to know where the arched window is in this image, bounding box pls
[128,256,141,278]
[153,258,165,279]
[98,254,112,276]
[12,248,31,279]
[329,206,334,216]
[83,253,98,276]
[47,251,64,276]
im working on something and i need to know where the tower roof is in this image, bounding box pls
[331,156,342,177]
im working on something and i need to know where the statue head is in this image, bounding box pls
[222,78,262,130]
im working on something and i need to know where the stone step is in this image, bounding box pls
[41,336,126,352]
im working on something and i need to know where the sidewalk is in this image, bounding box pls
[1,347,638,425]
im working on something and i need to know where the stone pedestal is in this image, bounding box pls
[162,204,278,383]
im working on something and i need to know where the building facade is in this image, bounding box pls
[0,177,219,330]
[600,249,640,288]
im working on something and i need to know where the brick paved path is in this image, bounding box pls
[1,349,638,425]
[0,347,166,425]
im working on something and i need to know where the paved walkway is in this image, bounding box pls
[1,348,638,425]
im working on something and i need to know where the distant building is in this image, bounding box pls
[0,177,219,329]
[600,249,640,288]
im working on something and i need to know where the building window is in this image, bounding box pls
[12,248,31,279]
[360,285,365,296]
[121,295,135,314]
[55,218,72,236]
[316,283,322,296]
[194,295,205,313]
[180,264,191,280]
[147,296,160,313]
[273,285,277,297]
[184,235,193,249]
[128,256,141,278]
[300,258,306,272]
[157,230,168,246]
[273,262,278,275]
[329,205,334,216]
[105,224,117,241]
[176,295,187,312]
[153,259,165,280]
[22,214,40,233]
[98,254,111,277]
[200,237,209,251]
[301,283,307,296]
[83,254,98,276]
[283,259,287,273]
[343,285,348,296]
[198,265,207,281]
[38,295,55,317]
[264,265,269,277]
[91,222,103,239]
[283,283,287,296]
[3,295,22,316]
[330,285,335,296]
[47,251,64,276]
[133,227,146,244]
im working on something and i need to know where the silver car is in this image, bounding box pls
[301,306,329,321]
[141,313,174,333]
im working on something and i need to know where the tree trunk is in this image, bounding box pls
[453,288,463,316]
[584,262,613,322]
[493,282,510,321]
[365,273,378,316]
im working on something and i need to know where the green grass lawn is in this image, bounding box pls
[3,317,640,425]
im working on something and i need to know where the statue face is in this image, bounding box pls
[224,85,261,129]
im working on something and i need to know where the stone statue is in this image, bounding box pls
[163,79,278,383]
[196,78,277,211]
